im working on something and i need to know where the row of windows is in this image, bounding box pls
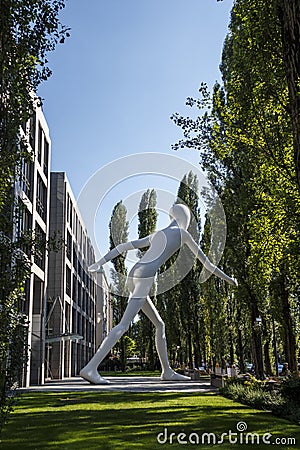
[36,173,47,222]
[16,203,32,255]
[66,193,94,264]
[37,123,49,175]
[66,265,95,317]
[20,156,34,202]
[19,162,47,223]
[34,223,46,270]
[72,307,95,344]
[26,112,49,176]
[16,204,46,271]
[66,234,95,294]
[45,302,95,346]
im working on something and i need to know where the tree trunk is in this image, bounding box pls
[188,331,193,369]
[262,317,272,376]
[147,322,155,370]
[252,328,264,379]
[281,286,297,371]
[236,307,245,373]
[250,301,264,379]
[264,341,272,376]
[120,336,126,372]
[193,300,201,368]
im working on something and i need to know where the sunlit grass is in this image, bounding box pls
[100,370,210,379]
[1,391,299,449]
[99,370,162,377]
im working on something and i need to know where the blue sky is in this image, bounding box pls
[39,0,233,259]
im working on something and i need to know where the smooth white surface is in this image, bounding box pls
[81,205,236,384]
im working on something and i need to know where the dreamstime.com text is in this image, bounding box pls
[156,422,296,446]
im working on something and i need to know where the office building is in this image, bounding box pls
[16,102,51,386]
[16,106,112,385]
[46,172,111,379]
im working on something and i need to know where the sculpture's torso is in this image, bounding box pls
[128,225,183,279]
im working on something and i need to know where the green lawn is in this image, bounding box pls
[100,370,163,377]
[0,391,299,449]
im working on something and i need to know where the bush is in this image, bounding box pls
[220,376,300,424]
[220,382,284,411]
[281,374,300,404]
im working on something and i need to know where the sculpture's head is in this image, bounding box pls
[169,204,191,230]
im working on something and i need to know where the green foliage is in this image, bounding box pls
[221,381,285,412]
[0,0,69,432]
[0,0,70,213]
[136,189,157,369]
[123,335,136,358]
[0,233,30,430]
[138,189,157,247]
[243,374,267,390]
[221,375,300,424]
[109,201,129,371]
[2,391,300,449]
[156,173,204,369]
[171,0,300,379]
[281,375,300,405]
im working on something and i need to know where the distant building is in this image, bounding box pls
[46,172,111,380]
[16,102,51,386]
[15,105,112,386]
[96,267,113,348]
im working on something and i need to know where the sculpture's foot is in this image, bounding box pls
[161,369,191,381]
[79,368,110,385]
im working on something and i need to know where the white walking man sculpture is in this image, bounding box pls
[80,204,237,384]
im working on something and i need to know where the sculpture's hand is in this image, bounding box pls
[229,277,238,287]
[88,262,102,272]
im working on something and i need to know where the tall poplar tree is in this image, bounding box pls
[109,201,129,371]
[137,189,158,368]
[176,172,202,368]
[172,0,300,376]
[157,173,202,369]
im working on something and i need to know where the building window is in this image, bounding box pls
[72,307,77,334]
[20,155,34,201]
[43,139,49,175]
[70,206,73,230]
[66,193,70,223]
[29,112,36,149]
[72,274,77,302]
[78,261,82,280]
[77,311,81,335]
[18,206,32,256]
[37,123,43,164]
[66,194,74,229]
[78,282,82,308]
[66,266,71,296]
[72,243,78,273]
[36,173,47,222]
[66,230,72,261]
[34,223,46,270]
[82,290,86,313]
[33,275,43,314]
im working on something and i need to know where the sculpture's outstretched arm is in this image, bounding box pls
[88,235,151,272]
[182,230,238,286]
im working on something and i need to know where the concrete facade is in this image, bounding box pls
[16,106,112,386]
[46,172,111,380]
[17,102,51,386]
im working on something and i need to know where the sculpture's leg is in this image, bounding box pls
[141,296,191,382]
[80,294,146,384]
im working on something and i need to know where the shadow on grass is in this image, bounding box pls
[1,392,299,449]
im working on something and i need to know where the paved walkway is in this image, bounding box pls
[21,376,215,393]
